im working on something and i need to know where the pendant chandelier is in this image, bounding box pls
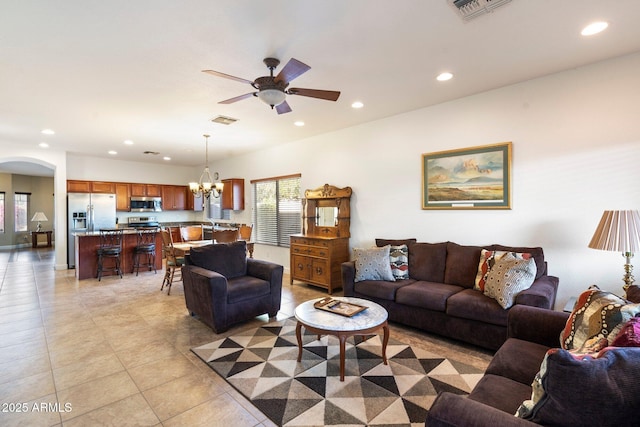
[189,134,223,198]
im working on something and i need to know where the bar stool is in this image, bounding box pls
[160,229,183,295]
[97,229,124,281]
[133,227,158,275]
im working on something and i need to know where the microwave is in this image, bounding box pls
[130,197,162,212]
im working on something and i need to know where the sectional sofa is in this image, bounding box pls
[341,239,559,350]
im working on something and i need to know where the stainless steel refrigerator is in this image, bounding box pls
[67,193,117,268]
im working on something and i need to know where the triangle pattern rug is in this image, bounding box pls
[192,318,484,426]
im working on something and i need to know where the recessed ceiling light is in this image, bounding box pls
[38,142,49,148]
[294,121,305,127]
[351,101,364,109]
[108,150,117,155]
[581,21,608,36]
[437,72,454,82]
[163,156,171,161]
[124,139,134,145]
[41,129,55,135]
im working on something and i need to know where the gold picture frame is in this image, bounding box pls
[422,142,512,210]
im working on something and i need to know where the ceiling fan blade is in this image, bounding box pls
[202,69,254,85]
[275,100,292,114]
[275,58,311,84]
[287,88,341,101]
[218,92,256,104]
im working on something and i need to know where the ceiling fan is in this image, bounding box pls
[202,57,340,114]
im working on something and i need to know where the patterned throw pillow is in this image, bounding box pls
[560,288,640,353]
[474,249,532,292]
[515,347,640,426]
[483,253,537,309]
[389,244,409,280]
[353,245,395,282]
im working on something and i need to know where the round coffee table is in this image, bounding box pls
[294,297,389,381]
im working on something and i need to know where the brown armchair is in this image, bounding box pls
[181,240,283,333]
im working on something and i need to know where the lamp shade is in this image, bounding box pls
[588,210,640,253]
[257,89,286,106]
[31,212,48,222]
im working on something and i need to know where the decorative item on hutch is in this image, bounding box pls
[290,184,352,294]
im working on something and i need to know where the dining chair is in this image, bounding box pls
[238,224,253,241]
[161,229,184,295]
[212,228,238,243]
[180,225,203,242]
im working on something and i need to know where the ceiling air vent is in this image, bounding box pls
[211,115,238,125]
[143,151,160,155]
[452,0,512,21]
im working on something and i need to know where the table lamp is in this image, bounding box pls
[588,210,640,292]
[31,212,48,232]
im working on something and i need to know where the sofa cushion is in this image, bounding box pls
[189,241,247,279]
[353,246,395,282]
[395,281,463,312]
[389,244,409,280]
[227,276,270,304]
[484,254,537,309]
[560,288,640,353]
[474,249,533,292]
[444,242,482,288]
[490,244,546,279]
[446,288,509,326]
[408,242,447,282]
[354,279,415,301]
[468,374,533,415]
[515,347,640,426]
[612,317,640,347]
[485,338,550,386]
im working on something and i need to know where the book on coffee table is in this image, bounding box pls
[313,297,368,317]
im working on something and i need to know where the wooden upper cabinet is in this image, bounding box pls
[221,178,245,210]
[67,180,115,193]
[162,185,187,210]
[131,184,161,197]
[115,183,131,211]
[67,180,91,193]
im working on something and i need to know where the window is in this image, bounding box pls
[251,174,301,247]
[208,196,230,221]
[0,192,4,233]
[14,193,29,232]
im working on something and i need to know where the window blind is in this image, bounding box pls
[252,175,301,247]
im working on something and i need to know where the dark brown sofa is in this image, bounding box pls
[426,304,640,426]
[342,239,559,350]
[182,241,283,333]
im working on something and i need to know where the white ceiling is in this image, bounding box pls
[2,0,640,177]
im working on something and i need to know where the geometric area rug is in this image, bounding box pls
[191,318,484,426]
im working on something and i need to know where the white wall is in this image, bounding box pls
[219,52,640,310]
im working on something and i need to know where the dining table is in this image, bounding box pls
[172,239,254,258]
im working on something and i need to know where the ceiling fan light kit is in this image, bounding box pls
[203,57,340,114]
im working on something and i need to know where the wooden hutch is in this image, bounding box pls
[290,184,352,294]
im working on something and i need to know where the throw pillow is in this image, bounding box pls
[611,317,640,347]
[353,246,395,282]
[483,253,537,309]
[560,288,640,353]
[389,244,409,280]
[474,249,532,292]
[515,347,640,426]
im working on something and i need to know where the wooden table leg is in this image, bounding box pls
[296,322,303,362]
[338,334,348,381]
[381,322,389,365]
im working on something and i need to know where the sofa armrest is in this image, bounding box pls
[341,261,356,297]
[515,274,559,309]
[507,305,569,347]
[182,265,229,331]
[247,258,283,314]
[426,392,534,427]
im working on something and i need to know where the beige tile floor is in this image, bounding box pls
[0,246,492,427]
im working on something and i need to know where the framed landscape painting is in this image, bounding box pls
[422,142,512,209]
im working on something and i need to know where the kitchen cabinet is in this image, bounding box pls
[67,180,115,193]
[221,178,245,210]
[162,185,187,210]
[186,192,204,211]
[131,183,161,197]
[115,183,131,211]
[91,181,116,193]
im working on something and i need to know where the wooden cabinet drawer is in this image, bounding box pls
[291,236,329,247]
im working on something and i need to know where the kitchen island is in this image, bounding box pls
[73,229,162,280]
